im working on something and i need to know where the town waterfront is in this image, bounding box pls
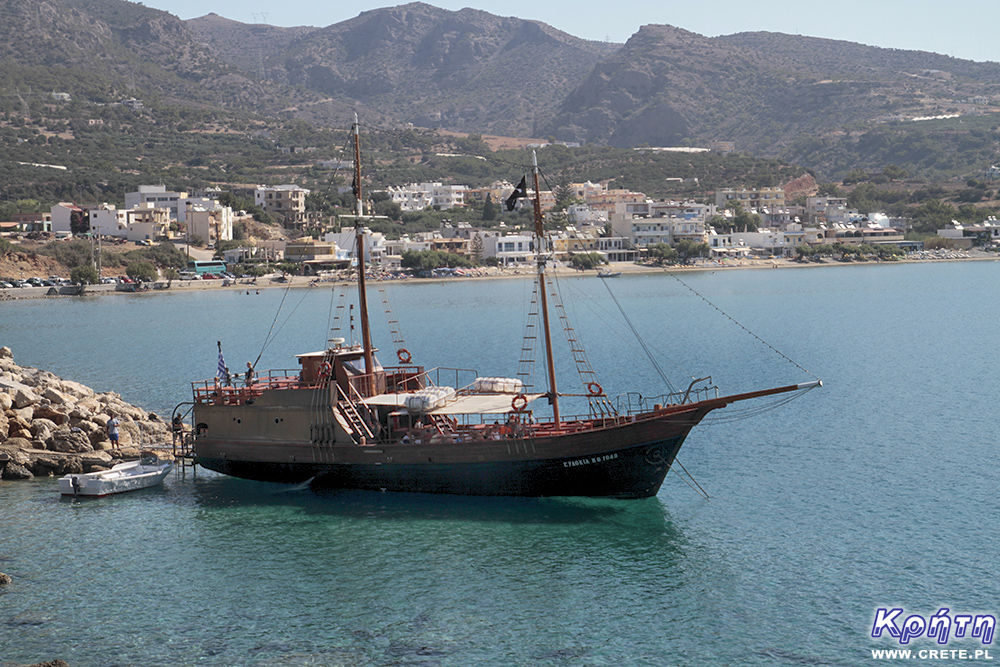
[2,261,999,666]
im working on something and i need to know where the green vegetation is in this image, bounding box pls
[568,253,607,271]
[400,250,473,271]
[70,264,98,285]
[125,261,157,283]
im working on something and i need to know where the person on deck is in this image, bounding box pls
[244,362,255,387]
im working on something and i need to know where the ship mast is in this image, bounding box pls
[531,152,560,425]
[353,115,376,394]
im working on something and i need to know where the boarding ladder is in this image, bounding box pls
[335,388,376,443]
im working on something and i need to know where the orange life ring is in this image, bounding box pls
[511,393,528,412]
[318,361,332,379]
[587,381,603,396]
[397,348,412,364]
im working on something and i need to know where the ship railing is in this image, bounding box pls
[393,411,635,444]
[617,378,720,415]
[191,368,304,405]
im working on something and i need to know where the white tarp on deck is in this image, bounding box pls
[362,392,545,415]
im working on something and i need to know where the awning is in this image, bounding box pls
[363,392,545,415]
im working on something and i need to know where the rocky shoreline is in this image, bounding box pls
[0,346,174,481]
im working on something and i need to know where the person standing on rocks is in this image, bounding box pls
[108,417,120,450]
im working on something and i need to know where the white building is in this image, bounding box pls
[481,234,537,265]
[387,183,468,211]
[126,185,189,219]
[88,204,128,237]
[324,231,387,265]
[50,202,87,234]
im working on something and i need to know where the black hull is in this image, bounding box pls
[193,406,709,499]
[198,434,684,499]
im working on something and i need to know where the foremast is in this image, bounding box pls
[530,152,560,425]
[352,114,376,395]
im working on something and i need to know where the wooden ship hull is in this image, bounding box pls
[194,403,716,498]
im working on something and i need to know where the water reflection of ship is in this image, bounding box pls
[185,117,821,498]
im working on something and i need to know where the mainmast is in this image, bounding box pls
[531,152,560,425]
[352,115,376,394]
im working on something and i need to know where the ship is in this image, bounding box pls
[186,118,820,499]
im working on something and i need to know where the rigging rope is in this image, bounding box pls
[663,270,820,381]
[252,283,293,368]
[598,276,679,395]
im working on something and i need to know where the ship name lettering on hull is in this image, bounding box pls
[563,453,619,468]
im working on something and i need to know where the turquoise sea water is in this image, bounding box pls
[2,262,999,666]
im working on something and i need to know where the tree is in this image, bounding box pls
[910,199,956,235]
[883,164,908,181]
[481,195,497,222]
[675,239,710,262]
[69,211,89,235]
[163,267,180,287]
[70,264,99,285]
[646,243,678,264]
[373,199,402,220]
[126,261,157,283]
[470,233,484,263]
[553,179,575,211]
[568,252,607,271]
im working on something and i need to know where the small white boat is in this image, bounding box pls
[59,455,174,497]
[597,271,621,278]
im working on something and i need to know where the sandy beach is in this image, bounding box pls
[1,248,994,301]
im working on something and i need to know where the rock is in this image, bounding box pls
[12,406,33,422]
[73,420,104,445]
[41,386,72,405]
[12,387,40,408]
[69,405,93,421]
[0,346,11,360]
[31,419,56,443]
[2,461,33,479]
[0,572,11,585]
[7,417,32,440]
[60,457,84,475]
[47,429,94,454]
[0,392,12,412]
[60,379,94,399]
[3,436,33,451]
[0,411,7,439]
[80,451,113,471]
[77,398,102,413]
[33,405,69,425]
[117,420,141,446]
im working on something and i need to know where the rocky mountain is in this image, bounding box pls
[0,0,322,113]
[2,0,999,180]
[544,25,1000,154]
[189,2,618,137]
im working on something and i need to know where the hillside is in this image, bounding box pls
[1,0,1000,186]
[192,2,618,137]
[544,25,1000,159]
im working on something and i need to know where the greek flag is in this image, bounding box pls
[216,341,227,379]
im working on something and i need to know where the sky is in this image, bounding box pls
[143,0,998,64]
